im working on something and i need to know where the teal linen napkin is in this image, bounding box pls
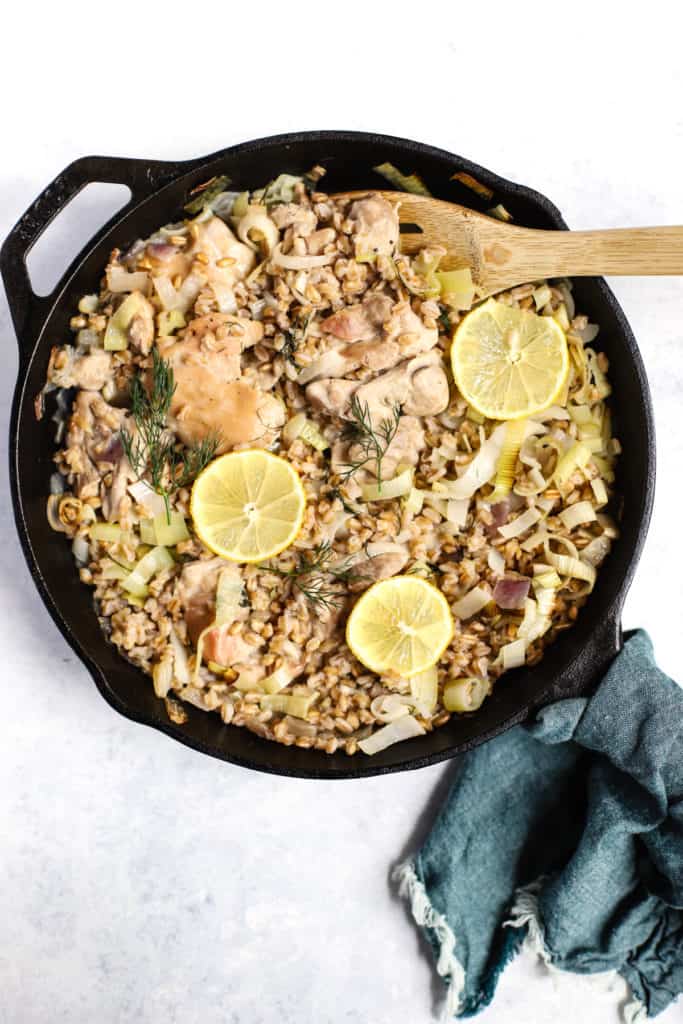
[394,630,683,1020]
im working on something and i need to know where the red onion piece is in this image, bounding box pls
[493,576,531,609]
[147,242,177,261]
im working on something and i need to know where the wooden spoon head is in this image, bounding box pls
[332,189,523,297]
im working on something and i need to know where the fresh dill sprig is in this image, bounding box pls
[261,541,365,611]
[121,349,220,522]
[280,312,313,365]
[339,395,401,492]
[438,306,452,333]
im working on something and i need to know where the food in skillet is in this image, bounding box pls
[41,167,619,756]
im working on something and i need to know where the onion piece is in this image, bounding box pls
[358,715,426,755]
[493,575,531,610]
[128,480,168,518]
[271,243,336,270]
[452,585,491,620]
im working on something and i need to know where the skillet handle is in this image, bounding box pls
[0,155,182,352]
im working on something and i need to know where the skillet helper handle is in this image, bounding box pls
[0,155,180,351]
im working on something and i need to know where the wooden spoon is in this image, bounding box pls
[333,190,683,298]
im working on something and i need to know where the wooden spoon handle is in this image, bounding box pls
[512,225,683,280]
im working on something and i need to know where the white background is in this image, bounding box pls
[1,3,681,1022]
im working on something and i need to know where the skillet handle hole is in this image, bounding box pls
[26,183,132,297]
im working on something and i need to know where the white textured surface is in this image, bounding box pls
[1,4,681,1022]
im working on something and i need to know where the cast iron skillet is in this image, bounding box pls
[2,131,656,779]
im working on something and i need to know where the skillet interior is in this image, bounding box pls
[6,132,655,778]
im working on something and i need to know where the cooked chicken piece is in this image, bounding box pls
[345,337,401,373]
[270,203,317,236]
[203,627,256,667]
[348,196,399,260]
[177,559,246,645]
[47,346,113,391]
[159,316,274,452]
[148,216,255,315]
[181,312,263,354]
[384,415,425,473]
[349,542,409,591]
[306,228,336,255]
[307,293,436,383]
[384,300,439,356]
[192,216,255,282]
[321,292,393,343]
[64,391,132,514]
[354,351,449,423]
[403,356,450,416]
[252,391,286,445]
[306,378,359,418]
[126,295,155,355]
[342,414,424,482]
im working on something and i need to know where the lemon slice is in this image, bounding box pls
[190,449,306,563]
[451,298,569,420]
[346,576,454,678]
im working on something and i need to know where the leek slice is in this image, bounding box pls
[373,162,431,196]
[193,569,245,683]
[90,522,125,543]
[404,488,425,515]
[157,310,186,336]
[153,511,190,546]
[436,268,475,311]
[139,519,157,546]
[103,291,150,351]
[559,501,597,530]
[262,666,298,695]
[590,477,609,506]
[532,284,552,310]
[358,715,426,755]
[489,419,527,502]
[409,667,438,715]
[497,638,526,670]
[121,545,174,596]
[452,585,490,620]
[443,676,490,712]
[554,442,592,485]
[282,413,329,451]
[361,468,413,502]
[260,691,318,719]
[497,507,542,540]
